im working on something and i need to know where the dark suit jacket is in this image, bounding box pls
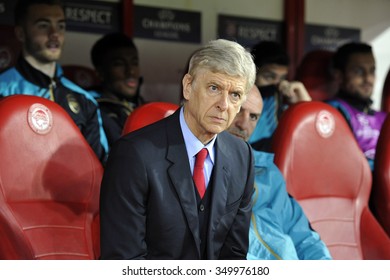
[100,109,254,259]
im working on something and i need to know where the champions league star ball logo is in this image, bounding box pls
[315,110,335,138]
[28,103,53,135]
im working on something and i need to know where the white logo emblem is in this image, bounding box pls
[28,103,53,135]
[315,110,335,138]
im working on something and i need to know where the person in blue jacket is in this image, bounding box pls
[0,0,108,162]
[248,41,311,152]
[227,85,332,260]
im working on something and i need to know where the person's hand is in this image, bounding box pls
[278,80,312,104]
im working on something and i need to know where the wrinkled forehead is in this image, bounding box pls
[193,68,247,91]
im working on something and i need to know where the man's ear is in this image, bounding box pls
[182,73,192,101]
[14,26,25,43]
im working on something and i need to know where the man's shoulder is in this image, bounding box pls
[0,67,34,95]
[59,76,98,105]
[0,67,20,82]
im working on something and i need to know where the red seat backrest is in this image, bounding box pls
[372,113,390,236]
[62,65,100,89]
[0,25,21,72]
[296,50,336,101]
[272,101,390,259]
[381,68,390,112]
[0,95,103,259]
[122,102,179,134]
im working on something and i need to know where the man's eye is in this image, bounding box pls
[250,114,259,121]
[37,22,50,29]
[111,60,126,67]
[210,85,218,92]
[58,22,66,31]
[351,68,364,76]
[230,92,241,101]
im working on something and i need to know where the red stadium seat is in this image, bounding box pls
[296,50,337,101]
[62,65,100,89]
[0,25,21,72]
[0,95,103,259]
[122,102,179,134]
[381,67,390,112]
[272,101,390,259]
[372,114,390,236]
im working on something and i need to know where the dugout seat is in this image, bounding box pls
[272,101,390,259]
[372,113,390,236]
[62,65,100,89]
[381,67,390,112]
[122,101,179,134]
[0,25,21,72]
[0,95,103,259]
[296,50,337,101]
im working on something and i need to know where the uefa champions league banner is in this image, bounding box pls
[133,5,201,44]
[304,24,361,53]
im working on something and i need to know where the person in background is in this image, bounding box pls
[249,41,311,152]
[89,32,143,148]
[100,39,256,259]
[326,42,387,171]
[0,0,108,162]
[227,85,332,260]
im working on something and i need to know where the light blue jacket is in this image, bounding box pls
[247,151,332,260]
[0,64,108,159]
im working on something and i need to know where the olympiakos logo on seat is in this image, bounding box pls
[315,110,335,138]
[28,103,53,135]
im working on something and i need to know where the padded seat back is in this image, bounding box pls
[62,65,100,89]
[296,50,336,101]
[272,101,390,259]
[381,68,390,112]
[0,25,21,72]
[0,95,103,259]
[122,102,179,134]
[372,113,390,236]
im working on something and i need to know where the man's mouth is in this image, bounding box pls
[125,78,138,88]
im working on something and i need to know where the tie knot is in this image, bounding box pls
[195,148,208,167]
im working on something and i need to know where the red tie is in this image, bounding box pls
[193,148,208,198]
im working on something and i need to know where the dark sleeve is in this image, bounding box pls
[99,139,148,259]
[219,142,254,259]
[81,99,108,163]
[99,109,124,148]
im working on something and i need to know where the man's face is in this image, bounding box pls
[339,53,376,99]
[227,86,263,141]
[182,68,247,143]
[100,47,140,99]
[256,63,288,87]
[17,4,65,63]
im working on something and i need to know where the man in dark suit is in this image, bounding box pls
[99,39,257,259]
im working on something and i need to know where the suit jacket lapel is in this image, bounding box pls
[165,110,201,257]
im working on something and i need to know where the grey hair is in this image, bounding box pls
[188,39,256,94]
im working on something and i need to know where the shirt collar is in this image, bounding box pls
[179,107,216,164]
